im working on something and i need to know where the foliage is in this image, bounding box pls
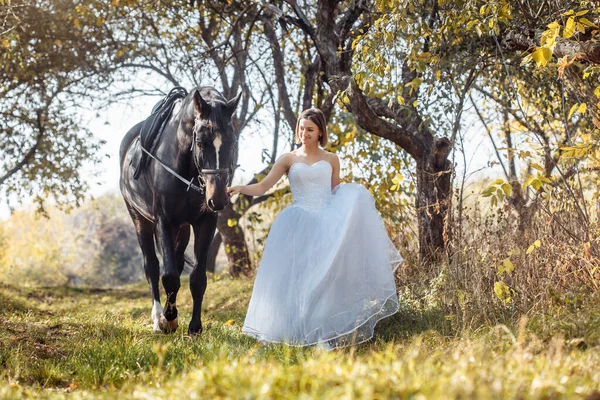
[0,194,143,287]
[0,0,122,211]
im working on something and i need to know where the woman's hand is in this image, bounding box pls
[227,185,243,198]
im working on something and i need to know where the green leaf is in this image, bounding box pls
[496,189,505,201]
[481,187,495,197]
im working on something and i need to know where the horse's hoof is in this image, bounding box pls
[159,315,178,333]
[187,328,203,338]
[187,320,203,337]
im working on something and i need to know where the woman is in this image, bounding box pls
[227,108,402,349]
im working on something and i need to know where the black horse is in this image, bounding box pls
[119,87,241,336]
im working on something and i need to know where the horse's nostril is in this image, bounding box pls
[208,199,215,209]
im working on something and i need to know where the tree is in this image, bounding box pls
[0,0,126,211]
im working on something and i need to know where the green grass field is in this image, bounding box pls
[1,276,600,399]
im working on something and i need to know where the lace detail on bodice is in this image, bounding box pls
[288,160,332,211]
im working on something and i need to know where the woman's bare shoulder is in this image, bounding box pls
[322,151,340,164]
[275,152,298,170]
[277,152,296,162]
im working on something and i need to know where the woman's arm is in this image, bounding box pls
[227,153,292,197]
[331,154,340,190]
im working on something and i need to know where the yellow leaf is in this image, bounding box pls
[227,219,237,227]
[534,239,541,247]
[494,282,513,303]
[520,53,533,66]
[502,258,514,273]
[55,39,62,46]
[224,319,235,326]
[530,163,544,171]
[579,17,597,27]
[564,17,575,38]
[594,86,600,98]
[73,18,80,28]
[577,103,587,114]
[532,47,552,67]
[548,21,561,29]
[526,245,535,254]
[568,103,578,118]
[575,10,590,16]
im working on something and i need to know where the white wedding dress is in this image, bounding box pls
[242,160,402,349]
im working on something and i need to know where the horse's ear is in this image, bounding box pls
[227,92,242,113]
[193,90,210,116]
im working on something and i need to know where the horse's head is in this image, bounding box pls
[188,88,241,212]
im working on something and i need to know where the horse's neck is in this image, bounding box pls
[158,120,195,175]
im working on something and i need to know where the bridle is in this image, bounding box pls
[191,116,232,195]
[139,115,233,198]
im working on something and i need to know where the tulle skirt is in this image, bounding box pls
[242,183,402,349]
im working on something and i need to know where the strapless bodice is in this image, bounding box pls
[288,160,333,211]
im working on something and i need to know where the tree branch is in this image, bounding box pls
[0,109,45,186]
[502,29,600,65]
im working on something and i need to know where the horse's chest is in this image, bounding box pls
[158,192,207,222]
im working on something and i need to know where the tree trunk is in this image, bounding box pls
[215,204,251,277]
[416,138,452,264]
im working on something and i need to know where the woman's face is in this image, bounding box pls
[298,118,320,146]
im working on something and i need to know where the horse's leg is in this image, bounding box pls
[126,204,162,332]
[174,224,191,275]
[155,217,180,333]
[189,212,218,336]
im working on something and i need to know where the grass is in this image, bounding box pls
[1,275,600,399]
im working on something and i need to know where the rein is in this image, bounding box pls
[139,141,231,195]
[136,89,232,198]
[140,145,204,193]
